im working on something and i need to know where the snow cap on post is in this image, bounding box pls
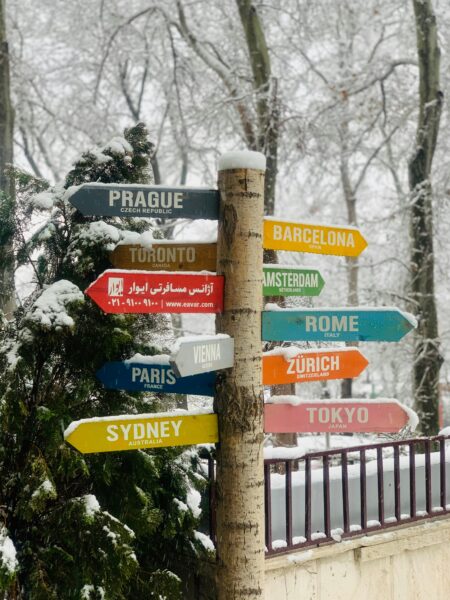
[218,150,266,172]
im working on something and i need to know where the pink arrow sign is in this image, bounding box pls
[264,398,417,434]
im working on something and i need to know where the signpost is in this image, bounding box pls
[264,399,416,434]
[170,336,234,377]
[97,358,215,396]
[263,265,324,296]
[67,183,219,219]
[85,269,224,314]
[110,241,217,272]
[262,307,417,342]
[262,347,368,385]
[263,218,367,257]
[64,411,218,453]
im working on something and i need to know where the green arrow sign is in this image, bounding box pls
[263,265,324,297]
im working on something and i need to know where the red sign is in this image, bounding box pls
[85,269,224,314]
[264,399,414,434]
[263,347,368,385]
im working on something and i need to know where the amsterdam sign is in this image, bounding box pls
[263,265,324,297]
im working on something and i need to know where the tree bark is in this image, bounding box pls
[235,0,278,214]
[409,0,443,436]
[215,158,265,600]
[0,0,15,317]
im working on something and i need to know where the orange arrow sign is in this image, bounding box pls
[263,218,367,257]
[262,347,368,385]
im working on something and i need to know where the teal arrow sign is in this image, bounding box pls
[262,307,417,342]
[263,265,324,296]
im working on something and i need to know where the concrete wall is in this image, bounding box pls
[265,516,450,600]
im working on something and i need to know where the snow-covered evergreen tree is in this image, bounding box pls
[0,123,211,599]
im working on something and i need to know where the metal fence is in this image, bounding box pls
[207,436,450,556]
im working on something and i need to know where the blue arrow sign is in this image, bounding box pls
[97,360,215,396]
[262,307,417,342]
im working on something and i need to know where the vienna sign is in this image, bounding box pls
[170,336,234,377]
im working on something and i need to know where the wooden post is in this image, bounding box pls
[215,151,266,600]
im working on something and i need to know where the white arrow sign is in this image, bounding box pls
[170,335,234,377]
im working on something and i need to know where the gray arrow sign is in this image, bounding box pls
[170,336,234,377]
[66,183,219,220]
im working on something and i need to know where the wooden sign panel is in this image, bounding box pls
[64,412,219,453]
[263,218,367,257]
[262,347,368,385]
[263,265,324,297]
[264,400,414,434]
[85,270,224,314]
[97,360,215,396]
[262,307,416,342]
[110,242,217,272]
[67,183,219,219]
[170,336,234,377]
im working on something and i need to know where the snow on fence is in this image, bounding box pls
[207,436,450,556]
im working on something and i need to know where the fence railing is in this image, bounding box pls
[206,435,450,556]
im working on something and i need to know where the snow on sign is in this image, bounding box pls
[262,347,368,385]
[262,306,417,342]
[64,411,219,454]
[97,356,215,396]
[67,183,219,219]
[263,218,367,257]
[263,265,324,297]
[170,335,234,377]
[264,398,417,434]
[110,242,217,272]
[85,269,224,314]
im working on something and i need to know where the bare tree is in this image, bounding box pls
[409,0,443,435]
[0,0,15,317]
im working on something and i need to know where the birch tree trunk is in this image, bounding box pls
[409,0,443,436]
[0,0,15,317]
[215,153,265,600]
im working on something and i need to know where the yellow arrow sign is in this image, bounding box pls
[64,412,218,454]
[263,218,367,257]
